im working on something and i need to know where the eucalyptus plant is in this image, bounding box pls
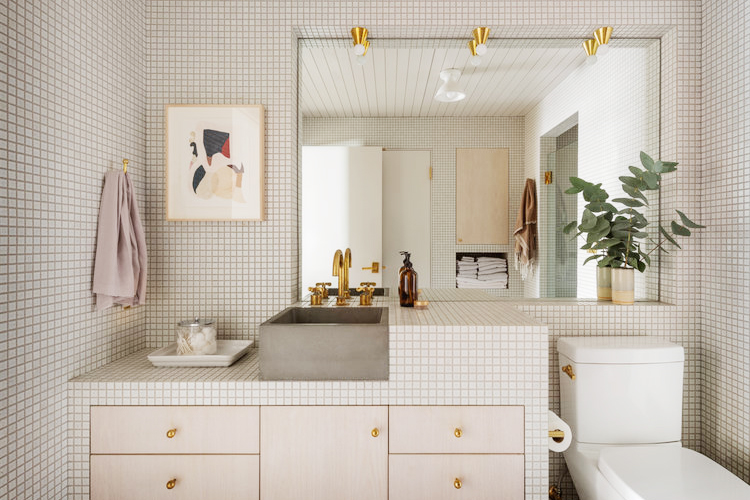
[562,151,704,272]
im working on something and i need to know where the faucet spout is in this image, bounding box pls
[343,248,352,298]
[332,249,344,298]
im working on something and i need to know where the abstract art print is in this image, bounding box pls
[166,104,264,220]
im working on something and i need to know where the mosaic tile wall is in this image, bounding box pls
[2,1,147,499]
[7,0,739,499]
[524,41,662,300]
[303,116,525,296]
[700,0,750,483]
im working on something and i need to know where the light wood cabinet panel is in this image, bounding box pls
[91,406,259,454]
[90,454,259,500]
[260,406,388,500]
[389,405,524,454]
[455,148,510,245]
[389,454,524,500]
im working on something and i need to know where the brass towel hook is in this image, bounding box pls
[122,158,129,174]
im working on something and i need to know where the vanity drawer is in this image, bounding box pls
[389,454,524,500]
[91,454,259,499]
[91,406,259,454]
[389,406,524,454]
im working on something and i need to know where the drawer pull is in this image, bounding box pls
[454,478,462,489]
[371,428,380,438]
[454,427,462,438]
[166,428,177,438]
[166,478,177,490]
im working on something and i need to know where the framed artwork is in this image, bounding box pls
[166,104,265,221]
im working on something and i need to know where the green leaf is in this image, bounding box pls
[599,256,616,267]
[661,161,678,172]
[671,221,691,237]
[619,176,642,188]
[628,166,644,178]
[595,238,621,248]
[640,151,655,171]
[612,197,645,207]
[562,220,578,234]
[622,184,649,203]
[583,255,600,265]
[652,160,665,173]
[601,203,618,213]
[569,177,589,189]
[642,253,651,266]
[565,186,583,194]
[582,183,608,203]
[676,210,706,229]
[580,209,597,231]
[642,171,660,189]
[636,260,647,272]
[659,224,682,249]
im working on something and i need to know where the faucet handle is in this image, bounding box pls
[315,282,332,298]
[308,286,323,306]
[356,283,375,306]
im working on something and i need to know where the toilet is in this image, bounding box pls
[558,336,750,500]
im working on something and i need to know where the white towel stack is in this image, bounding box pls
[456,256,508,289]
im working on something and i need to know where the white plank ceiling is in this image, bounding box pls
[299,39,589,118]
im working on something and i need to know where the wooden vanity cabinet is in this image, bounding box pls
[260,406,388,500]
[90,406,260,499]
[389,406,525,500]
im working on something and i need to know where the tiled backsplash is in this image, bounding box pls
[4,0,748,499]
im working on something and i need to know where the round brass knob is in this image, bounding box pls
[371,428,380,438]
[454,478,462,489]
[454,428,462,438]
[166,478,177,490]
[166,428,177,438]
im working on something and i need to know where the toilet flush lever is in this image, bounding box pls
[562,365,576,380]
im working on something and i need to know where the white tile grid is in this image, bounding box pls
[517,302,702,499]
[700,0,750,484]
[303,116,526,296]
[68,318,548,499]
[1,0,719,499]
[525,41,661,300]
[3,1,147,499]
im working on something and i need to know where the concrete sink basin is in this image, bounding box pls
[259,306,389,380]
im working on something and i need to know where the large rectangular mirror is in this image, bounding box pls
[298,37,660,299]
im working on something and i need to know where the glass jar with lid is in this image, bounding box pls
[176,318,217,355]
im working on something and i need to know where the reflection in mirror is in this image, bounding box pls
[298,37,660,300]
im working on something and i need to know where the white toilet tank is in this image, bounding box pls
[558,336,685,445]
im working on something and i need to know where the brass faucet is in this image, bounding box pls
[342,248,352,299]
[332,249,349,306]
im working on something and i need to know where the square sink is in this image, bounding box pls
[259,306,389,381]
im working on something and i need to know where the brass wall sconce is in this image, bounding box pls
[351,27,370,65]
[544,171,553,185]
[472,27,490,55]
[593,26,613,55]
[582,38,599,64]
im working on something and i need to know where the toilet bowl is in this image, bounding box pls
[558,337,750,500]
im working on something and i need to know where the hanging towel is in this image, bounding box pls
[93,171,147,310]
[513,178,537,280]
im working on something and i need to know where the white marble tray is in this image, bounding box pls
[148,340,254,367]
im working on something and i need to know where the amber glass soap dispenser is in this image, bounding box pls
[398,251,418,307]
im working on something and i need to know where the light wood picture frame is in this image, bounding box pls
[166,104,265,221]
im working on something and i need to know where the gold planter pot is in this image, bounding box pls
[611,267,635,305]
[596,266,612,301]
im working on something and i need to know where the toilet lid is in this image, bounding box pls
[598,446,750,500]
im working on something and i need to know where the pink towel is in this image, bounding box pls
[93,171,147,310]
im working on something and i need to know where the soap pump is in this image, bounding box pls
[398,251,418,307]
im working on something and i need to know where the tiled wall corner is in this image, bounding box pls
[3,1,147,499]
[700,0,750,483]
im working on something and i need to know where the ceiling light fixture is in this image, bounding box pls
[582,39,599,65]
[351,27,370,65]
[472,27,490,56]
[434,68,466,103]
[468,40,482,67]
[593,26,613,55]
